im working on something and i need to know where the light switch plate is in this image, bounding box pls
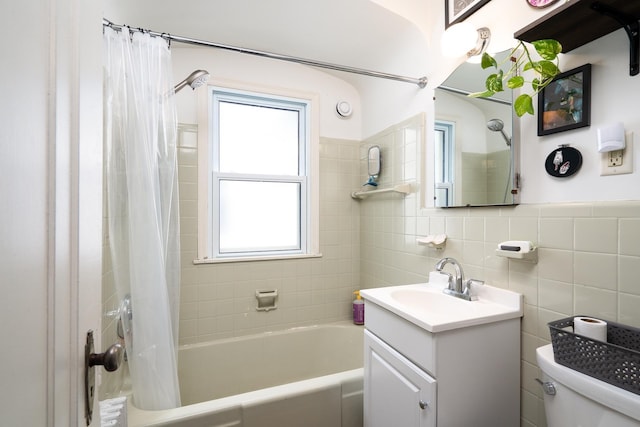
[601,132,633,176]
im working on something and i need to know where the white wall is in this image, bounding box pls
[419,0,640,205]
[353,25,431,139]
[171,48,362,140]
[0,2,49,424]
[520,30,640,203]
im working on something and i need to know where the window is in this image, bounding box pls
[197,84,319,262]
[434,120,454,207]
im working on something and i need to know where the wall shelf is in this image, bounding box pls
[416,234,447,249]
[515,0,640,75]
[495,247,538,263]
[351,183,412,200]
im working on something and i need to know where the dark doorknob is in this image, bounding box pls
[88,342,124,372]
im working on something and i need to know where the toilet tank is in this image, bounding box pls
[537,344,640,427]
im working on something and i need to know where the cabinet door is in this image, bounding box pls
[364,330,436,427]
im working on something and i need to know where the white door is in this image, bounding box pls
[364,331,437,427]
[0,0,103,425]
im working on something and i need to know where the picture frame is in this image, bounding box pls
[538,64,591,136]
[445,0,492,28]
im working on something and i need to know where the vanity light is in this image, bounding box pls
[441,23,491,59]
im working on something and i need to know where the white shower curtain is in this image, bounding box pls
[103,26,181,410]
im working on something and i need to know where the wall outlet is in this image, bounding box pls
[608,150,623,166]
[601,132,633,176]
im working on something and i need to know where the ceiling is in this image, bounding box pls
[103,0,429,86]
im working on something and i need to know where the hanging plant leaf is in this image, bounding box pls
[539,61,560,79]
[470,39,562,117]
[507,76,525,89]
[514,94,534,117]
[531,77,541,92]
[486,70,504,92]
[526,60,560,80]
[481,52,498,69]
[532,39,562,60]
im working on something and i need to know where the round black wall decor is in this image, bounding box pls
[545,146,582,178]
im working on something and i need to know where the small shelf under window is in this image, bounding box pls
[350,183,412,200]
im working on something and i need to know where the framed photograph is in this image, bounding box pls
[445,0,492,28]
[538,64,591,136]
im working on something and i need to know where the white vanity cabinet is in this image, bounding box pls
[362,284,522,427]
[364,330,436,427]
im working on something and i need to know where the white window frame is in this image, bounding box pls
[195,80,320,263]
[434,120,455,207]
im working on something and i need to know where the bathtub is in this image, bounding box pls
[127,322,364,427]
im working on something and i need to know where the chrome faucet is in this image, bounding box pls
[434,257,483,301]
[435,257,465,293]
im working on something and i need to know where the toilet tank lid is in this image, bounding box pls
[537,344,640,422]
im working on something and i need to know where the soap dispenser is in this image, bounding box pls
[353,291,364,325]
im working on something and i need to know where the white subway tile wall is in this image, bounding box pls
[176,133,362,344]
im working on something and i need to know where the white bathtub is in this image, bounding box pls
[127,322,364,427]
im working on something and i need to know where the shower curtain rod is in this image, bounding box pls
[438,85,511,106]
[103,18,428,89]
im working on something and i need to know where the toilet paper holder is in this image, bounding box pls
[256,290,278,312]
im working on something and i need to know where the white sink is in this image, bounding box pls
[360,282,523,333]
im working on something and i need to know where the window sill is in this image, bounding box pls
[193,253,323,264]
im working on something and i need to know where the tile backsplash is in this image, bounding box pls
[362,200,640,427]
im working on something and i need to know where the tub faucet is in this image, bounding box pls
[435,257,483,301]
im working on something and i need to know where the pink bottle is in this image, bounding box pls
[353,291,364,325]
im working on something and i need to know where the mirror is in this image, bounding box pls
[368,145,381,178]
[434,50,520,207]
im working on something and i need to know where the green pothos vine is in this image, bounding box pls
[469,39,563,117]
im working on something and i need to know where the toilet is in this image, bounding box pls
[537,344,640,427]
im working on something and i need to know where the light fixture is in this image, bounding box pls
[597,122,625,153]
[441,23,491,59]
[336,100,353,118]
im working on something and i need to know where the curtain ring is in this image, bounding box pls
[124,26,134,42]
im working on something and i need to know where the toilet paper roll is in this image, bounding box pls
[574,316,607,342]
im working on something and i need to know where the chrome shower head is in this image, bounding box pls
[486,118,504,132]
[174,69,210,93]
[486,118,511,146]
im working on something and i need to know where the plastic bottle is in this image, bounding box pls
[353,291,364,325]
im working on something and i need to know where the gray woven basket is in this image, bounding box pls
[548,316,640,395]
